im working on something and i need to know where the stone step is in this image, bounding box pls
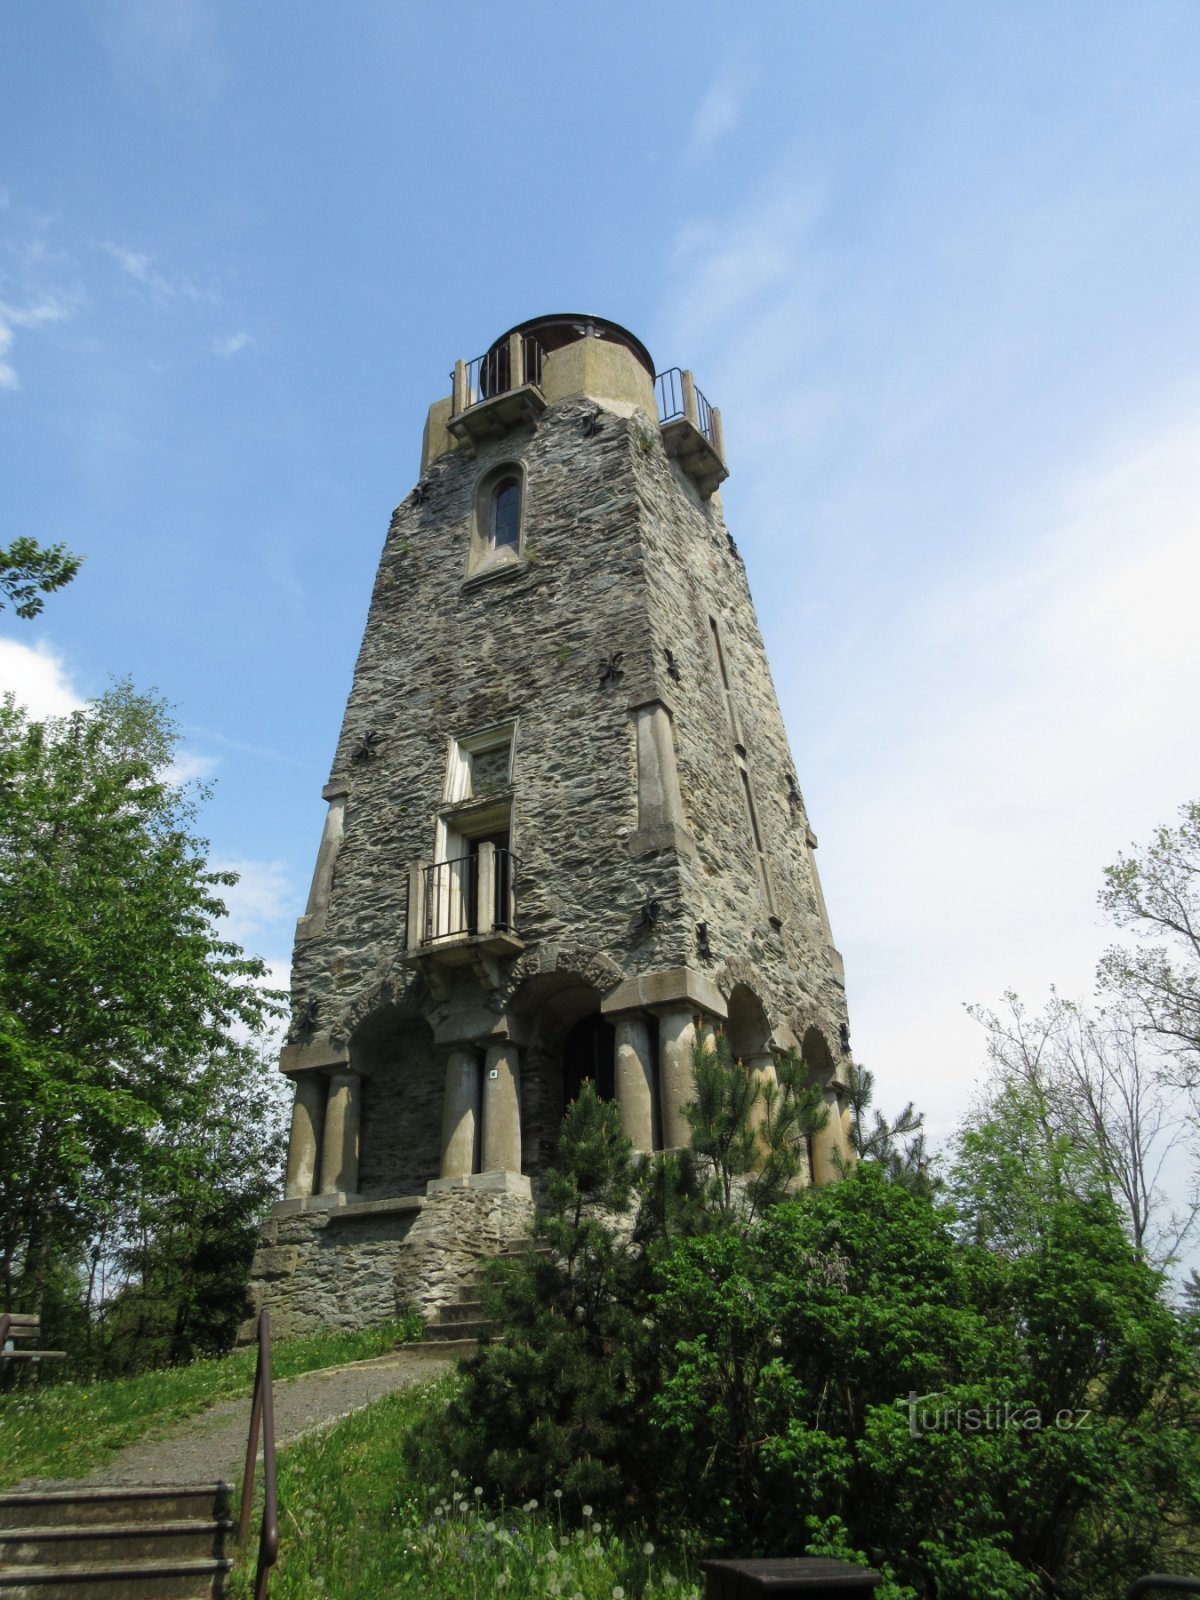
[0,1519,232,1567]
[440,1299,484,1323]
[407,1336,478,1357]
[0,1488,231,1532]
[424,1318,490,1343]
[0,1554,232,1598]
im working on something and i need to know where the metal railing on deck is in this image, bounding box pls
[416,848,518,945]
[454,337,545,410]
[655,367,718,448]
[239,1309,278,1600]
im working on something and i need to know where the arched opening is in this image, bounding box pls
[562,1013,616,1105]
[350,1009,440,1198]
[801,1025,835,1082]
[727,983,771,1064]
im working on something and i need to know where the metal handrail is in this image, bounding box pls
[455,336,545,410]
[420,847,519,944]
[654,366,718,448]
[239,1309,279,1600]
[1125,1581,1200,1597]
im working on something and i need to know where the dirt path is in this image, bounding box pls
[23,1351,454,1491]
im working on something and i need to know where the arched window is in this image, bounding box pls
[490,476,521,551]
[468,465,525,579]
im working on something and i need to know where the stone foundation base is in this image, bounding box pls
[241,1176,535,1341]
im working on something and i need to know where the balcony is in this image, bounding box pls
[446,335,547,448]
[403,844,523,967]
[655,368,728,499]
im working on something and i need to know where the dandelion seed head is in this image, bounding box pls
[643,1541,655,1556]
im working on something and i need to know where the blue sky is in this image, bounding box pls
[4,0,1200,1167]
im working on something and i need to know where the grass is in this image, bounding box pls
[230,1375,701,1600]
[0,1319,414,1489]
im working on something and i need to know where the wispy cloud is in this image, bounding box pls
[687,67,751,160]
[809,391,1200,1130]
[184,724,305,767]
[89,0,226,116]
[211,857,294,946]
[0,292,77,391]
[213,330,252,358]
[101,240,219,307]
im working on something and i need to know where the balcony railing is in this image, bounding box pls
[653,367,728,498]
[655,367,720,451]
[451,337,545,416]
[406,845,519,952]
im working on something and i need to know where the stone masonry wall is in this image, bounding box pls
[289,399,691,1065]
[626,414,850,1058]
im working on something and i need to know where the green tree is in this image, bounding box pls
[842,1060,933,1194]
[0,536,81,618]
[0,685,283,1351]
[1100,800,1200,1087]
[684,1033,827,1218]
[968,991,1196,1258]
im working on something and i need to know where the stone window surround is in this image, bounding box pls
[443,722,517,806]
[466,460,527,581]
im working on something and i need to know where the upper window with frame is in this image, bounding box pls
[467,464,525,580]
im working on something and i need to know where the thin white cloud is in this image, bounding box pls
[0,638,87,717]
[101,240,218,307]
[211,857,294,946]
[687,67,750,160]
[0,293,75,391]
[810,393,1200,1131]
[167,749,220,786]
[213,330,252,358]
[90,0,226,116]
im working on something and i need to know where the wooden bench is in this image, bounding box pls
[0,1312,66,1378]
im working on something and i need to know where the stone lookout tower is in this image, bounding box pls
[248,314,853,1334]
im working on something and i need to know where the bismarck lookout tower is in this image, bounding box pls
[248,314,854,1334]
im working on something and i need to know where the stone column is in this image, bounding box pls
[481,1040,522,1174]
[319,1071,362,1197]
[440,1048,481,1178]
[810,1085,848,1186]
[299,789,346,931]
[284,1072,327,1200]
[634,702,686,833]
[614,1014,655,1152]
[746,1051,777,1139]
[658,1009,697,1150]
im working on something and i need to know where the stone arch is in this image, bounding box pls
[342,967,428,1042]
[349,1005,440,1198]
[726,982,772,1064]
[501,942,621,1010]
[800,1024,837,1086]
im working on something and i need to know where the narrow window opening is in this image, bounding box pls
[491,477,521,550]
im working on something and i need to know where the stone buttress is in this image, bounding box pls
[244,315,854,1336]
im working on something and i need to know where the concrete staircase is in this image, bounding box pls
[417,1239,551,1356]
[0,1484,233,1599]
[418,1281,491,1356]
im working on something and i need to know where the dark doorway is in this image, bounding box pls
[562,1014,615,1105]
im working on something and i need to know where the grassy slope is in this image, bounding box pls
[230,1375,701,1600]
[0,1321,410,1488]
